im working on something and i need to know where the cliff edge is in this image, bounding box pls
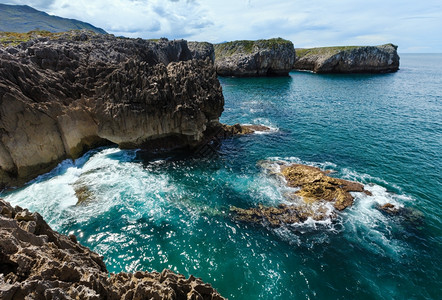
[293,44,400,73]
[214,38,295,77]
[0,31,224,189]
[0,199,225,299]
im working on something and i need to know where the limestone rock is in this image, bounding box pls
[0,31,224,188]
[281,164,370,210]
[214,38,295,77]
[0,199,225,299]
[294,44,400,73]
[231,163,371,227]
[187,42,215,63]
[220,123,271,136]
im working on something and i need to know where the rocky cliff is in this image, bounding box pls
[293,44,400,73]
[214,38,295,77]
[0,199,225,299]
[0,31,224,189]
[187,42,215,63]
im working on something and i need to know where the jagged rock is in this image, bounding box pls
[220,123,271,136]
[0,199,225,299]
[231,163,371,227]
[214,38,295,77]
[293,44,400,73]
[230,203,331,228]
[0,31,224,188]
[281,164,371,210]
[187,42,215,63]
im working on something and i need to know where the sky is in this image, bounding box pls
[2,0,442,52]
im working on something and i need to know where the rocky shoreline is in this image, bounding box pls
[0,31,224,189]
[0,200,225,299]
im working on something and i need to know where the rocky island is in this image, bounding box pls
[293,44,400,73]
[231,162,372,227]
[0,31,224,189]
[213,38,295,77]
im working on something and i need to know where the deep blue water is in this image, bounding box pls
[2,54,441,299]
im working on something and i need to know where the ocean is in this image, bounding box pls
[2,53,441,299]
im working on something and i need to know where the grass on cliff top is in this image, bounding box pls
[214,38,292,57]
[295,46,360,58]
[0,30,58,46]
[295,44,396,58]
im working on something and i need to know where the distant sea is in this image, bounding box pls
[2,54,441,299]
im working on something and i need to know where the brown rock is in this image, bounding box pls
[0,199,225,299]
[281,164,366,210]
[219,123,271,136]
[231,163,369,227]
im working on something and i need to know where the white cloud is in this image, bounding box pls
[2,0,442,52]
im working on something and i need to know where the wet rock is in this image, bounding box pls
[0,31,224,189]
[230,203,331,228]
[231,163,371,227]
[281,164,370,210]
[214,38,295,77]
[294,44,400,73]
[220,123,271,136]
[0,199,225,299]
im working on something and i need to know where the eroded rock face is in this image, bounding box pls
[0,199,225,299]
[214,38,295,77]
[231,163,371,227]
[187,42,215,63]
[293,44,400,73]
[0,31,224,188]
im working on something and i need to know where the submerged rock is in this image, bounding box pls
[294,44,400,73]
[0,31,224,188]
[220,123,271,136]
[214,38,295,77]
[231,162,371,227]
[231,203,331,228]
[0,199,225,299]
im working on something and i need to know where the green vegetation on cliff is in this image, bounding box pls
[296,44,397,59]
[214,38,292,58]
[0,30,59,47]
[0,4,106,34]
[295,46,360,58]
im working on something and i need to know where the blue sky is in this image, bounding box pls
[3,0,442,52]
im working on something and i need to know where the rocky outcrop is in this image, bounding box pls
[231,162,371,227]
[293,44,400,73]
[0,31,224,189]
[214,38,295,77]
[187,42,215,63]
[0,199,225,299]
[281,164,370,210]
[220,123,271,136]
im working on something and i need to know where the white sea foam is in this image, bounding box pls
[259,156,413,259]
[3,148,175,229]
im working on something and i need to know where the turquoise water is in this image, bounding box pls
[2,54,441,299]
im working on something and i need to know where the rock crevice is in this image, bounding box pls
[0,31,224,188]
[0,199,225,299]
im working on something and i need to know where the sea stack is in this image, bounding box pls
[214,38,295,77]
[294,44,400,73]
[0,30,224,189]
